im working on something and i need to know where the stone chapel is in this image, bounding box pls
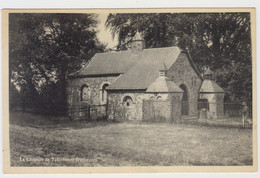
[67,31,225,121]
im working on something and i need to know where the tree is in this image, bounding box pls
[9,13,105,114]
[106,13,252,102]
[106,13,178,50]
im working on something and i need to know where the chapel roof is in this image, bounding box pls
[70,45,203,91]
[70,46,183,90]
[199,79,225,93]
[146,76,183,93]
[70,51,139,76]
[106,46,182,90]
[71,46,182,78]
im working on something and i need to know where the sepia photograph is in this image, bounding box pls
[1,8,256,173]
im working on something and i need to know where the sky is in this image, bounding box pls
[96,13,118,49]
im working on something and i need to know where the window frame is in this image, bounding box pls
[81,84,90,102]
[123,96,133,108]
[100,82,110,104]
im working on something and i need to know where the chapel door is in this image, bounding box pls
[180,84,189,115]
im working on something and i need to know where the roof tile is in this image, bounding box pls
[107,46,181,90]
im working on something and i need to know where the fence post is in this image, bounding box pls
[241,101,249,128]
[88,105,91,120]
[170,98,173,123]
[105,100,108,120]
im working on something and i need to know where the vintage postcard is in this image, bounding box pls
[1,8,257,174]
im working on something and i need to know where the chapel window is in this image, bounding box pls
[81,85,90,101]
[157,96,162,100]
[123,96,133,107]
[101,83,109,103]
[149,96,155,100]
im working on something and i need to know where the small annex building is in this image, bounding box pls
[67,31,225,121]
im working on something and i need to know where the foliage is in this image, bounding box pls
[9,13,105,113]
[106,13,252,102]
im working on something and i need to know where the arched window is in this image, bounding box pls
[101,83,109,103]
[81,85,90,101]
[157,96,162,100]
[123,96,133,107]
[149,96,155,100]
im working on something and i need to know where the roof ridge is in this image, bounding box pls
[96,46,181,55]
[96,50,131,55]
[143,46,181,51]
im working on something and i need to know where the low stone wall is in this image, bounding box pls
[143,100,172,122]
[90,105,107,119]
[107,91,183,122]
[107,91,146,121]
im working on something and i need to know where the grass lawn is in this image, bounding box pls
[9,112,253,166]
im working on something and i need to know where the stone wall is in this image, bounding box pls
[199,93,225,119]
[67,75,119,119]
[143,100,172,122]
[107,91,170,121]
[142,93,183,122]
[107,91,147,121]
[167,52,203,117]
[107,91,183,122]
[67,74,184,121]
[170,93,183,121]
